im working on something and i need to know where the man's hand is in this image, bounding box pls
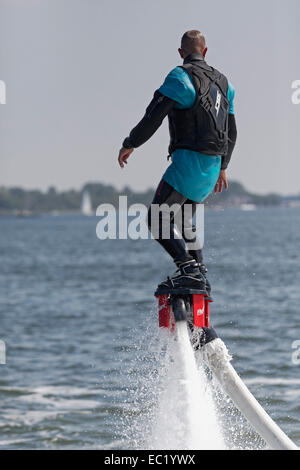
[214,169,228,193]
[118,147,134,168]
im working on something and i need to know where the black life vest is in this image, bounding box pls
[168,54,229,156]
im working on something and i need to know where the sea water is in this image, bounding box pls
[0,207,299,448]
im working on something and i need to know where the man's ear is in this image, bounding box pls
[178,48,184,59]
[202,47,208,58]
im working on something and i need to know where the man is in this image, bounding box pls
[118,30,237,295]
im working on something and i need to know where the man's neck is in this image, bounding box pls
[183,52,205,64]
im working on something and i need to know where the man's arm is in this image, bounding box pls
[118,91,175,168]
[215,109,237,192]
[221,114,237,170]
[123,90,175,148]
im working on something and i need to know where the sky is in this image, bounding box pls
[0,0,299,195]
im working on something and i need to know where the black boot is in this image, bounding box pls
[198,263,212,299]
[155,259,208,295]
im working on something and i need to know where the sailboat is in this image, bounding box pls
[81,190,93,216]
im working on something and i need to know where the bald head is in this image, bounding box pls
[179,30,207,59]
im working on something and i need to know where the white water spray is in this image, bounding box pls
[147,323,225,450]
[118,308,297,450]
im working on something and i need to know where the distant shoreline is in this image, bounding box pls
[0,181,299,216]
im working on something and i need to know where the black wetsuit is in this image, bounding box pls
[123,54,237,266]
[147,179,203,265]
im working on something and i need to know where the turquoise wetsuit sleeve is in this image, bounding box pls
[158,67,196,109]
[227,81,235,115]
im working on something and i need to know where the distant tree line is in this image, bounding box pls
[0,181,284,215]
[205,181,282,207]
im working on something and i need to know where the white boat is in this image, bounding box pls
[240,203,256,211]
[81,190,93,216]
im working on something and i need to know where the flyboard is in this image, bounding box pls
[155,286,298,450]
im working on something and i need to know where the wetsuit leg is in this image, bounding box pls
[147,180,194,264]
[181,199,204,264]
